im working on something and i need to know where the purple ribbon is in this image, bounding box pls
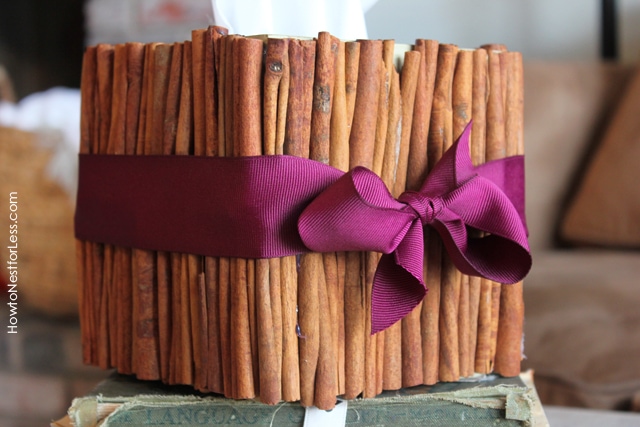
[75,123,530,333]
[298,124,530,332]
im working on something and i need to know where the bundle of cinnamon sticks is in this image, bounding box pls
[76,27,525,409]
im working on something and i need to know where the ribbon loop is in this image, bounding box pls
[298,122,531,333]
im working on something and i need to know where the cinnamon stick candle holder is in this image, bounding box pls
[75,27,531,409]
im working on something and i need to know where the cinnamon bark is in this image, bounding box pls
[381,68,403,391]
[108,43,130,374]
[216,35,232,396]
[494,51,525,377]
[230,36,263,400]
[484,48,506,373]
[261,36,288,404]
[344,39,382,400]
[95,43,114,371]
[344,41,360,132]
[78,46,97,366]
[124,43,145,157]
[191,29,207,156]
[285,38,319,407]
[426,44,458,383]
[329,40,348,395]
[189,31,208,390]
[159,41,181,385]
[468,48,488,376]
[162,42,183,156]
[330,41,349,173]
[175,41,194,385]
[151,43,173,384]
[407,39,439,194]
[452,49,473,378]
[264,38,288,156]
[311,32,339,410]
[395,50,423,388]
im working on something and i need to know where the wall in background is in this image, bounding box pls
[620,0,640,62]
[365,0,601,61]
[3,0,640,99]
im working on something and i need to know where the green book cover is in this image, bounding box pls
[68,371,547,427]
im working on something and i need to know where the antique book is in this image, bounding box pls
[55,371,548,427]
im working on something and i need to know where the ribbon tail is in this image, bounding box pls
[371,252,426,334]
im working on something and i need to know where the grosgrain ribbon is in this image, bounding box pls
[298,124,530,332]
[75,123,530,333]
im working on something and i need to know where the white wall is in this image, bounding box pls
[85,0,640,63]
[365,0,601,61]
[620,0,640,61]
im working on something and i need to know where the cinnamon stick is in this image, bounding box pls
[396,50,423,388]
[364,250,380,398]
[427,43,458,383]
[205,255,223,393]
[365,47,390,398]
[216,35,233,397]
[264,38,288,156]
[107,43,129,373]
[452,49,473,378]
[311,31,339,410]
[115,246,133,375]
[131,42,151,376]
[330,40,349,173]
[175,41,194,385]
[310,32,335,164]
[484,48,506,373]
[392,50,420,197]
[344,39,382,400]
[261,36,288,404]
[107,44,127,155]
[204,26,226,157]
[204,27,225,395]
[475,278,493,374]
[189,31,209,390]
[191,29,207,156]
[124,42,145,157]
[329,40,348,395]
[407,39,439,195]
[381,68,403,391]
[494,51,525,377]
[374,40,398,397]
[280,255,300,401]
[78,45,97,366]
[284,38,319,407]
[344,41,360,131]
[230,36,263,400]
[470,49,489,375]
[188,252,204,390]
[157,249,172,383]
[162,42,183,155]
[151,43,173,384]
[95,43,114,371]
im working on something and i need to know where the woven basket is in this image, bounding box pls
[0,126,78,316]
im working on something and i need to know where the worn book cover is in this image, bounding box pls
[56,371,548,427]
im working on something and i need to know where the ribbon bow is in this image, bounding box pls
[298,124,531,333]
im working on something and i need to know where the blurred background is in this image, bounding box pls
[3,0,640,100]
[1,1,639,426]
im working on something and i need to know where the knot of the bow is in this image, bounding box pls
[298,123,531,333]
[398,191,443,226]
